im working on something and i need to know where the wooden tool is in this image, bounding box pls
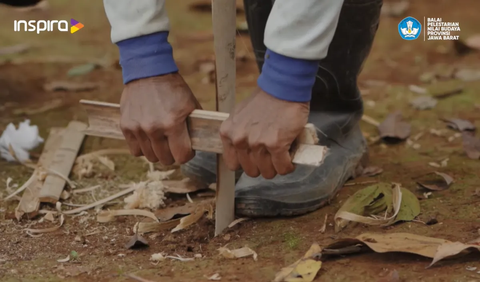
[80,100,328,167]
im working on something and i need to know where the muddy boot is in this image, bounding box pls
[182,0,382,216]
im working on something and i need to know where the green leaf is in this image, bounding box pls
[394,188,421,222]
[70,250,79,260]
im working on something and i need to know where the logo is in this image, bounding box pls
[70,19,84,34]
[13,18,83,34]
[398,16,421,40]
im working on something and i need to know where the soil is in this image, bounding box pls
[1,0,480,281]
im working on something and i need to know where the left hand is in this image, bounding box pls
[219,88,309,179]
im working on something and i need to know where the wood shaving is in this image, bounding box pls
[134,219,181,234]
[72,185,101,194]
[124,181,165,210]
[146,169,175,181]
[24,214,64,234]
[57,255,70,263]
[96,155,115,171]
[205,273,222,281]
[217,246,258,261]
[320,214,328,234]
[228,218,249,228]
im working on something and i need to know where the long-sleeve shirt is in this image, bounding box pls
[103,0,344,102]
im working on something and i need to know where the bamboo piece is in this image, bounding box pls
[38,121,87,203]
[212,0,237,236]
[15,127,64,220]
[80,100,328,166]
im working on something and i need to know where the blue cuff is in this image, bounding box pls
[257,49,319,102]
[117,31,178,84]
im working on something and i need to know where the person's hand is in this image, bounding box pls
[120,73,201,165]
[219,88,309,179]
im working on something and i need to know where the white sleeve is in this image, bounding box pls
[264,0,344,60]
[103,0,170,43]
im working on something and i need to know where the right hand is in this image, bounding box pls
[119,73,200,165]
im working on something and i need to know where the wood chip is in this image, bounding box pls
[217,246,258,261]
[171,202,212,233]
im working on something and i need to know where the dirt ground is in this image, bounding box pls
[1,0,480,281]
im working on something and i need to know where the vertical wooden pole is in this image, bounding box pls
[212,0,236,235]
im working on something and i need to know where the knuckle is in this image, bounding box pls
[141,121,161,135]
[162,117,177,131]
[175,151,194,164]
[231,134,247,147]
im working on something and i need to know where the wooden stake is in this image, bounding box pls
[212,0,237,236]
[80,100,328,166]
[38,121,87,203]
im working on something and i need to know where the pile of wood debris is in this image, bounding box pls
[3,120,218,237]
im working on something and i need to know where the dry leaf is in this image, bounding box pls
[377,269,400,282]
[362,166,384,177]
[44,81,99,92]
[441,118,476,132]
[378,112,411,141]
[134,219,181,234]
[218,246,258,261]
[429,241,480,267]
[417,172,454,191]
[125,233,149,249]
[97,209,159,223]
[154,203,196,221]
[410,96,438,110]
[171,203,211,233]
[0,44,30,56]
[274,243,322,282]
[462,132,480,159]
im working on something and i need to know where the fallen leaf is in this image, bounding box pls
[454,69,480,82]
[125,233,149,249]
[410,96,438,110]
[380,1,409,17]
[97,209,159,223]
[44,81,99,92]
[429,241,480,267]
[154,202,196,221]
[441,118,476,132]
[378,112,411,141]
[67,63,97,76]
[462,132,480,159]
[335,183,420,232]
[417,172,454,191]
[274,243,322,282]
[334,183,393,232]
[362,166,384,177]
[171,202,211,233]
[377,269,400,282]
[218,246,258,261]
[0,44,30,56]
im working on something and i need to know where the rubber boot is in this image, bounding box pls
[182,0,382,216]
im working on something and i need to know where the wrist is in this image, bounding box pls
[117,31,178,84]
[257,49,319,103]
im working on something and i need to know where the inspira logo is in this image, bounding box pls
[398,16,421,40]
[13,18,84,34]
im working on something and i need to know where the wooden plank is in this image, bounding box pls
[15,127,64,220]
[38,121,87,203]
[79,100,328,166]
[212,0,237,236]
